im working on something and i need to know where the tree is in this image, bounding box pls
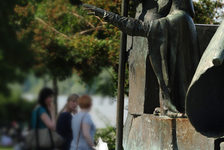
[0,0,36,95]
[193,0,224,24]
[0,94,36,126]
[8,0,224,98]
[15,0,122,99]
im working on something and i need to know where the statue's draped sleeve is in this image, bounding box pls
[102,10,151,37]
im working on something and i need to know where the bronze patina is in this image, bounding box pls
[84,0,199,117]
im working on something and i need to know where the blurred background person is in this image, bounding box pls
[70,95,96,150]
[0,128,13,147]
[31,87,56,150]
[56,93,79,150]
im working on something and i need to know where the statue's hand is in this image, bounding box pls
[83,4,105,18]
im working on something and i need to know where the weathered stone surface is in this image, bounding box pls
[123,113,134,148]
[175,118,214,150]
[220,142,224,150]
[123,114,216,150]
[128,35,159,115]
[127,3,160,115]
[128,35,148,115]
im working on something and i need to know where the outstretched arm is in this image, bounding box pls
[83,4,150,37]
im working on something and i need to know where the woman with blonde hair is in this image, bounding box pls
[56,94,79,150]
[70,95,96,150]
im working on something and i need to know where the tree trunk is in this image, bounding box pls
[53,76,58,115]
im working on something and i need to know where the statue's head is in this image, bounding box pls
[172,0,195,17]
[155,0,195,17]
[156,0,172,15]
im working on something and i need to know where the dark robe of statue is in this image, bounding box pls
[148,9,199,115]
[84,0,199,117]
[126,0,168,115]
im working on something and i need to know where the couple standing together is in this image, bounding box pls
[31,87,96,150]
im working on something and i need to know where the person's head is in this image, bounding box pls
[66,94,79,113]
[38,87,54,108]
[78,95,92,111]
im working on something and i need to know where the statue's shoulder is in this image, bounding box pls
[167,10,192,23]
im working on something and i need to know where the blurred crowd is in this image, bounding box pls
[0,121,29,150]
[2,87,98,150]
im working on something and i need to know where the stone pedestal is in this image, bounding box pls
[123,114,219,150]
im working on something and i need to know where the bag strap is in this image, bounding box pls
[76,113,87,150]
[35,106,55,149]
[35,107,40,150]
[48,128,55,148]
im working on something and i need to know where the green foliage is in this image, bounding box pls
[13,0,122,87]
[0,147,13,150]
[95,127,116,150]
[11,0,123,96]
[0,94,36,125]
[1,0,224,97]
[0,0,35,94]
[22,73,87,95]
[193,0,224,24]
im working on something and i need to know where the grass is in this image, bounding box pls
[0,147,13,150]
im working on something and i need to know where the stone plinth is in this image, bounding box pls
[123,114,217,150]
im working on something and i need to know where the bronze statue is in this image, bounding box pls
[84,0,199,117]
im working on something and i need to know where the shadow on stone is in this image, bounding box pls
[214,138,224,150]
[171,119,178,150]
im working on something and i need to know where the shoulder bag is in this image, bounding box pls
[25,107,64,149]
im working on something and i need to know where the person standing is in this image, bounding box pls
[31,87,56,150]
[56,94,79,150]
[70,95,96,150]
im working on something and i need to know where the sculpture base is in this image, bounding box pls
[123,114,221,150]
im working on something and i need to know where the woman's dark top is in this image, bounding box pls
[56,112,73,150]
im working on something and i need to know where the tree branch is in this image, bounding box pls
[71,12,95,28]
[79,26,104,35]
[35,17,72,40]
[72,12,107,26]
